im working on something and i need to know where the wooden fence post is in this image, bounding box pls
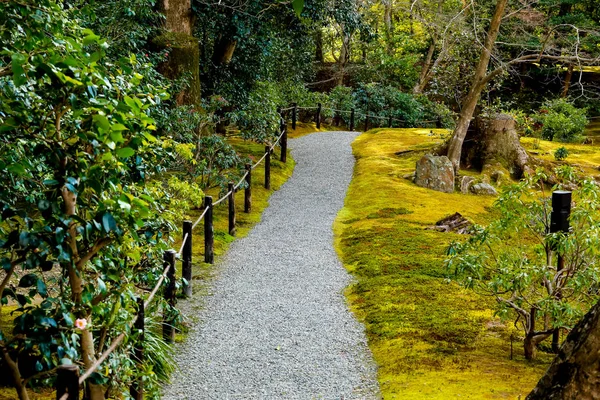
[365,112,370,131]
[228,183,236,236]
[163,249,176,343]
[182,220,192,297]
[280,115,287,163]
[550,190,572,353]
[130,297,144,400]
[388,115,393,128]
[56,365,79,400]
[350,108,355,131]
[244,164,251,213]
[292,103,297,130]
[204,196,214,264]
[316,103,321,129]
[264,146,271,190]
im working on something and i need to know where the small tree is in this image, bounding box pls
[0,1,175,399]
[446,169,600,360]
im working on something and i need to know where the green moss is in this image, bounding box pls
[335,128,551,399]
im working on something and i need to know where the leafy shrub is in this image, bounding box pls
[554,146,569,161]
[237,82,281,143]
[353,83,425,127]
[328,86,355,125]
[417,96,456,129]
[537,99,587,142]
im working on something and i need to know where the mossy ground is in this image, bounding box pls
[334,128,552,399]
[522,129,600,177]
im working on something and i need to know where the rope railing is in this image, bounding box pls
[56,98,442,399]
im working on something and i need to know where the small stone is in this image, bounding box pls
[414,154,455,193]
[470,182,498,196]
[459,176,475,194]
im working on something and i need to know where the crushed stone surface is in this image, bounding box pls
[163,131,380,399]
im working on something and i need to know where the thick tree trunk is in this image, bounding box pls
[479,114,531,177]
[446,0,508,169]
[154,0,201,105]
[159,0,192,35]
[527,299,600,399]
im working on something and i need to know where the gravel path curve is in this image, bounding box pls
[163,131,380,399]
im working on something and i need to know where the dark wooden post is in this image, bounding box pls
[292,103,297,130]
[388,115,393,128]
[365,112,370,131]
[204,196,214,264]
[264,146,271,190]
[228,183,236,236]
[350,108,355,131]
[182,220,192,297]
[316,103,321,129]
[244,164,252,213]
[163,249,176,343]
[130,297,144,400]
[56,364,79,400]
[550,190,571,353]
[280,116,287,163]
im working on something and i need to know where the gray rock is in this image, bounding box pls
[414,154,455,193]
[459,176,475,194]
[470,182,498,196]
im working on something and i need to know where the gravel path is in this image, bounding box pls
[163,131,380,399]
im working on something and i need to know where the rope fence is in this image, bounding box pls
[55,99,439,399]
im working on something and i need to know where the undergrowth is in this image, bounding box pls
[334,128,552,399]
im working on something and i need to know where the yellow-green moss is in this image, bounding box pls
[334,128,551,399]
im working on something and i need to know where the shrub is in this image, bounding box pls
[554,146,569,161]
[537,99,587,142]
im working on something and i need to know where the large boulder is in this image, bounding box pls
[415,154,455,193]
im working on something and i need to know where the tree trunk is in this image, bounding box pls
[413,41,436,94]
[315,29,324,63]
[337,33,350,86]
[212,37,237,65]
[479,114,531,177]
[527,299,600,399]
[383,0,393,55]
[2,348,29,400]
[562,64,573,98]
[154,0,201,106]
[159,0,192,35]
[446,0,508,169]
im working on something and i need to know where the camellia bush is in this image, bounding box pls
[446,168,600,360]
[0,1,176,399]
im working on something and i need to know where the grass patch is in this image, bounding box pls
[334,128,551,399]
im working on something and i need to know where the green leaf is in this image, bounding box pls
[18,274,38,288]
[37,279,47,297]
[292,0,304,16]
[7,163,26,176]
[63,312,74,327]
[102,213,117,232]
[93,115,111,131]
[116,147,135,158]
